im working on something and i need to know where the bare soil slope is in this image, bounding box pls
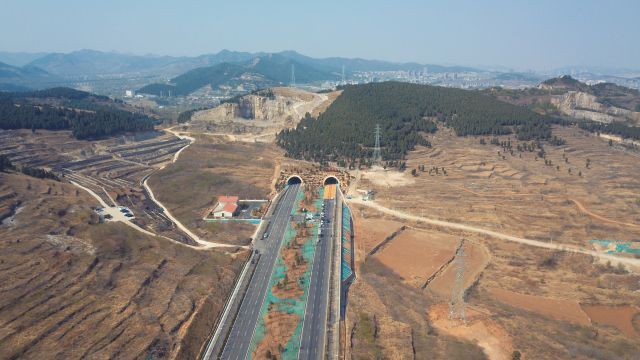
[0,172,242,359]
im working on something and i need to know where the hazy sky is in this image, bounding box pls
[1,0,638,70]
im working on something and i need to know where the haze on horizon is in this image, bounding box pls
[1,0,639,71]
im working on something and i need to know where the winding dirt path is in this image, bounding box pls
[141,126,247,249]
[347,198,640,269]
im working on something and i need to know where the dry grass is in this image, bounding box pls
[364,126,640,248]
[147,136,280,245]
[345,125,640,359]
[0,172,243,359]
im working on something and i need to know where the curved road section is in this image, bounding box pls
[217,183,300,360]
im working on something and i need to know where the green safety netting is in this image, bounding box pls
[248,187,325,359]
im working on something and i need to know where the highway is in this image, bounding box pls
[298,198,335,360]
[217,183,300,360]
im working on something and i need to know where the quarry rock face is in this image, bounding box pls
[193,93,293,123]
[236,94,287,120]
[551,91,639,123]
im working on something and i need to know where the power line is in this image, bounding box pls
[373,124,382,166]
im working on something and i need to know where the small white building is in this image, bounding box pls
[212,196,239,218]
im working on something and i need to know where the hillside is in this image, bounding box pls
[0,87,156,138]
[275,50,479,74]
[486,76,640,124]
[276,82,554,165]
[0,61,57,89]
[138,54,333,96]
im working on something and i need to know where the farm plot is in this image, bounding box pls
[372,228,459,288]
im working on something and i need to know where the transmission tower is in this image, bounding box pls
[290,64,296,87]
[341,65,346,85]
[449,239,467,323]
[373,124,382,166]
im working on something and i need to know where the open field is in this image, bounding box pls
[0,172,243,359]
[344,125,640,359]
[347,203,640,359]
[488,287,591,325]
[147,134,279,246]
[357,126,640,249]
[372,228,459,288]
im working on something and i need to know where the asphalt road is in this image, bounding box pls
[218,183,300,360]
[298,198,335,360]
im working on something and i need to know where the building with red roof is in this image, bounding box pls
[212,196,239,218]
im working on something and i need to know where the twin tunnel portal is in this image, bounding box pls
[285,174,339,186]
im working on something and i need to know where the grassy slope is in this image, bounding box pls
[147,135,279,245]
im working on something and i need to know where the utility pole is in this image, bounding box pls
[449,239,466,323]
[290,64,296,87]
[373,124,382,166]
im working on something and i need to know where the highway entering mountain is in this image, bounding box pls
[297,197,335,360]
[217,183,300,360]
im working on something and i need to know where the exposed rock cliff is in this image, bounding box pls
[189,87,340,141]
[550,91,639,123]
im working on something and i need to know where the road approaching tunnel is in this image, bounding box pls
[286,175,303,185]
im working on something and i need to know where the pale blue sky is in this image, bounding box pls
[1,0,638,70]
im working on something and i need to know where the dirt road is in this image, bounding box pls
[348,197,640,269]
[141,126,246,249]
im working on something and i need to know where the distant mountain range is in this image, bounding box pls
[2,49,639,95]
[0,49,480,82]
[0,61,59,90]
[138,54,335,96]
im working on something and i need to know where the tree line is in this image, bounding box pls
[0,89,156,139]
[0,155,59,180]
[578,120,640,141]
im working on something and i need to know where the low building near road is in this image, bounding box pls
[212,196,240,218]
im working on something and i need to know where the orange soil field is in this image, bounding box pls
[351,208,405,254]
[489,287,590,325]
[581,305,640,338]
[426,241,490,299]
[373,228,458,287]
[428,303,513,360]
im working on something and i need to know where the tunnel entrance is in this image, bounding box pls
[323,176,339,186]
[286,175,303,185]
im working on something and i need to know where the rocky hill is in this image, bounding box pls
[486,76,640,125]
[186,87,339,141]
